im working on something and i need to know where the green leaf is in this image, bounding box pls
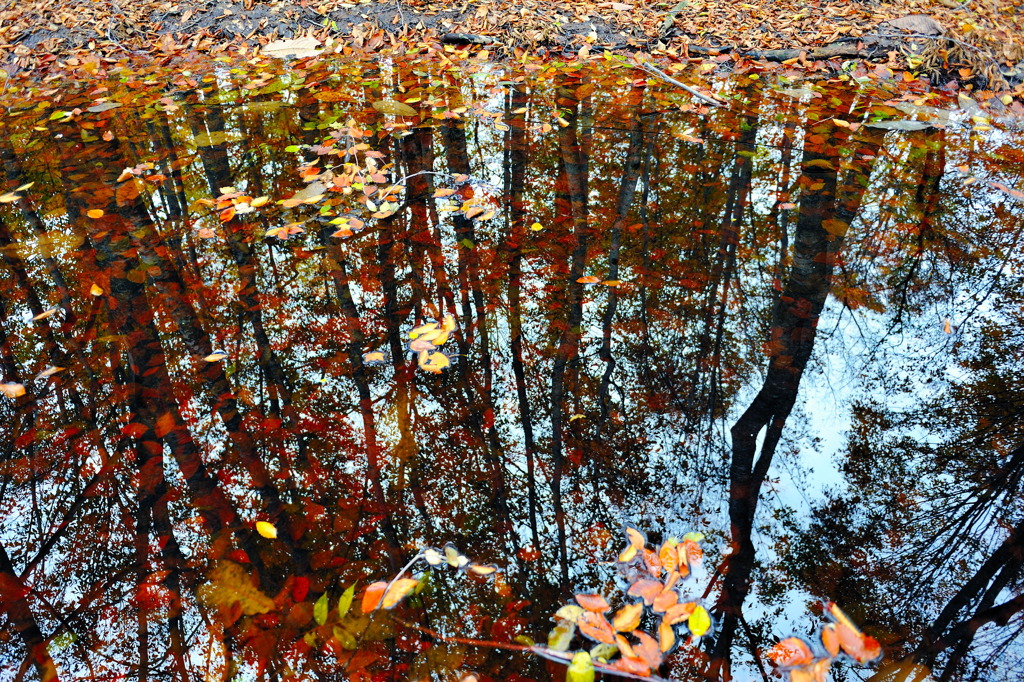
[284,145,302,153]
[337,583,355,619]
[314,591,329,626]
[459,238,475,249]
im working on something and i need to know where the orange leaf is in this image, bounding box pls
[663,601,696,625]
[575,593,611,613]
[612,602,643,632]
[87,209,105,219]
[361,582,388,613]
[820,624,840,657]
[658,619,676,652]
[577,610,616,645]
[633,630,662,669]
[612,655,651,676]
[641,548,662,578]
[652,589,678,613]
[627,579,663,606]
[220,206,236,222]
[658,541,678,572]
[577,275,601,284]
[766,637,815,668]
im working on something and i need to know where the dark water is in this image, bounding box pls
[0,52,1023,682]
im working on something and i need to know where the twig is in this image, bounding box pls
[632,58,728,108]
[659,0,691,37]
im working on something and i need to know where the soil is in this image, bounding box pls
[1,0,1023,91]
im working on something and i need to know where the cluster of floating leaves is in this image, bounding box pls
[538,526,711,680]
[362,314,458,374]
[766,602,882,682]
[362,542,499,613]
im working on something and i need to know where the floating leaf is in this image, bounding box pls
[554,604,585,622]
[204,352,228,362]
[372,100,418,117]
[567,651,594,682]
[337,583,356,619]
[86,102,122,113]
[578,610,616,645]
[766,637,815,668]
[255,521,277,539]
[381,578,419,609]
[626,579,662,605]
[618,525,646,562]
[575,593,611,613]
[87,209,105,219]
[361,582,388,613]
[827,603,881,663]
[0,383,26,398]
[89,283,104,296]
[820,624,840,657]
[362,351,387,365]
[612,603,643,632]
[576,275,601,284]
[35,366,64,380]
[250,196,270,208]
[652,588,679,613]
[467,563,498,576]
[333,625,357,649]
[443,543,469,569]
[688,605,711,637]
[530,222,544,231]
[658,620,676,652]
[549,620,577,651]
[663,601,696,625]
[33,308,58,321]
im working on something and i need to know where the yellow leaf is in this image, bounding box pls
[89,283,104,296]
[204,353,228,362]
[0,192,20,203]
[255,521,277,539]
[250,196,270,207]
[688,605,711,637]
[530,222,544,231]
[382,578,419,609]
[87,209,105,219]
[612,602,643,632]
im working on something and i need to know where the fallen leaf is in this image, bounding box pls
[0,383,26,398]
[255,521,277,539]
[372,100,419,117]
[766,637,815,668]
[263,37,323,59]
[575,593,611,613]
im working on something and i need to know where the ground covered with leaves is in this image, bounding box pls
[0,0,1022,100]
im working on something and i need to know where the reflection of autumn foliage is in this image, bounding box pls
[0,48,1021,682]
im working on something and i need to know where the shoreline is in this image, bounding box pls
[0,0,1022,93]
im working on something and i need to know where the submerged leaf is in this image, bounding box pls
[372,100,418,117]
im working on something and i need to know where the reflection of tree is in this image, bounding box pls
[711,105,886,677]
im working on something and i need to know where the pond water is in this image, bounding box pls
[0,51,1023,682]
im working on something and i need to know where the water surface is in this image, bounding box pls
[1,52,1023,682]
